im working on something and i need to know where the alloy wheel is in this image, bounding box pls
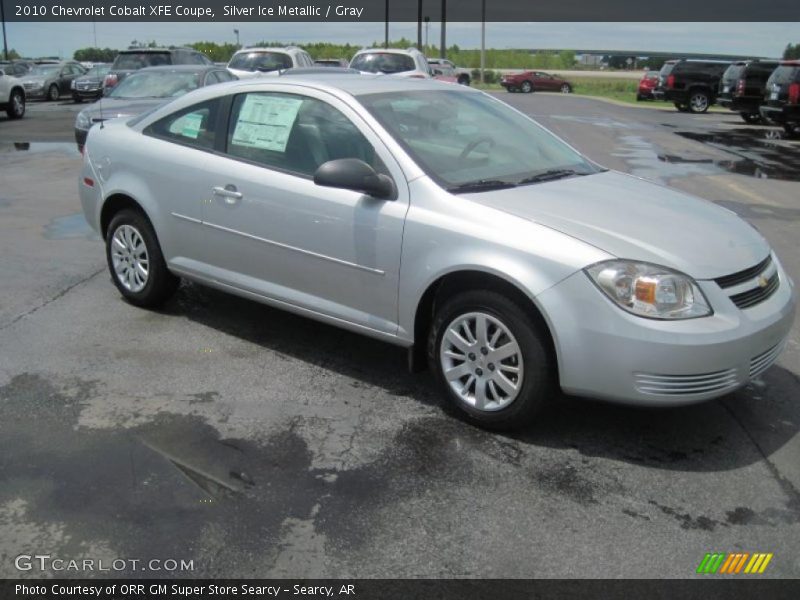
[560,84,571,93]
[689,93,708,113]
[11,92,24,117]
[439,311,524,411]
[111,224,149,293]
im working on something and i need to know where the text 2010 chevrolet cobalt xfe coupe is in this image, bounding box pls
[78,75,796,429]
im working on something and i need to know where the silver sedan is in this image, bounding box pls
[78,74,796,429]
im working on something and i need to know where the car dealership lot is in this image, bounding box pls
[1,94,799,578]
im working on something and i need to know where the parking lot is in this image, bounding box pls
[1,92,799,578]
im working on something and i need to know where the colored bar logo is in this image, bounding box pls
[697,552,773,574]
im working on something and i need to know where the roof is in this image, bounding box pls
[135,65,224,73]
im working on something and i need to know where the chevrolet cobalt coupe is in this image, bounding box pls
[78,75,796,429]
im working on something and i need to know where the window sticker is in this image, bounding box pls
[169,112,204,139]
[232,95,303,152]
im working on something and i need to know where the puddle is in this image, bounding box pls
[614,135,722,183]
[43,213,100,241]
[671,129,800,182]
[1,142,80,157]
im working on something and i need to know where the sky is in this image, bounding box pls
[2,22,798,60]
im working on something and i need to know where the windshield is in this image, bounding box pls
[84,65,110,77]
[113,52,172,70]
[30,66,60,76]
[109,71,202,99]
[359,90,598,191]
[351,53,415,74]
[228,51,292,72]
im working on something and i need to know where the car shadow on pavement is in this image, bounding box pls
[163,280,800,475]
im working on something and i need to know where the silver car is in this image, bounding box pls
[78,75,796,429]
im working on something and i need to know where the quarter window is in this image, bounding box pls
[144,99,221,150]
[226,92,386,177]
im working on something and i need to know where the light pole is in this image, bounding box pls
[1,0,9,61]
[480,0,485,84]
[439,0,446,59]
[384,0,389,48]
[417,0,422,49]
[233,29,240,49]
[424,17,430,50]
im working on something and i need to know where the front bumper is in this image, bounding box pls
[536,257,796,406]
[23,87,46,99]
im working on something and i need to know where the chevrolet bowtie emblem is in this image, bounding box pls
[758,276,769,289]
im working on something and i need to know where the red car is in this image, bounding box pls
[636,70,660,101]
[500,70,573,93]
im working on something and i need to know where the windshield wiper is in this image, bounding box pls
[516,169,587,185]
[447,179,518,194]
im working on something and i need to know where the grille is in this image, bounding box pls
[714,255,772,289]
[77,82,100,90]
[714,255,779,310]
[750,341,785,380]
[634,369,739,396]
[729,272,779,309]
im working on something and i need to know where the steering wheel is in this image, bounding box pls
[458,136,495,162]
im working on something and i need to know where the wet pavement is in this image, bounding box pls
[1,93,799,579]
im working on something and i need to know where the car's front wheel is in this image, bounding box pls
[560,83,572,93]
[520,80,533,93]
[6,90,25,119]
[428,290,554,430]
[106,209,179,308]
[48,84,60,101]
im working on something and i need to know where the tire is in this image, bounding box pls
[688,90,710,113]
[740,113,761,124]
[73,94,83,103]
[427,290,554,430]
[560,83,572,94]
[520,80,533,93]
[6,89,25,119]
[636,94,644,101]
[457,75,470,86]
[106,209,179,308]
[784,123,798,137]
[48,84,60,102]
[675,102,690,112]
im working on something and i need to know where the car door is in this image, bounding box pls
[198,88,409,336]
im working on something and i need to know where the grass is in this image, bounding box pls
[473,76,640,104]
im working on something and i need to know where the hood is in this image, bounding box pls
[75,74,104,84]
[78,97,168,128]
[22,75,49,84]
[463,170,769,280]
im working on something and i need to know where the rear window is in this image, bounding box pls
[659,62,676,77]
[768,65,800,85]
[722,64,744,82]
[747,62,779,77]
[350,52,415,74]
[113,52,172,70]
[228,51,292,73]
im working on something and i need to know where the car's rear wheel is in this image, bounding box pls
[740,112,761,124]
[457,74,470,86]
[48,84,60,102]
[560,83,572,93]
[106,209,179,308]
[520,80,533,93]
[688,90,710,113]
[428,290,554,430]
[674,102,690,112]
[6,90,25,119]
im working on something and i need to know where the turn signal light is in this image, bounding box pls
[667,74,675,89]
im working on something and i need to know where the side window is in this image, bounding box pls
[226,93,386,178]
[144,99,221,151]
[216,70,235,82]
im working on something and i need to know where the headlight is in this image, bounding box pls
[585,260,711,319]
[71,80,76,89]
[75,110,91,130]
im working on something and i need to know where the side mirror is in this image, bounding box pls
[313,158,396,200]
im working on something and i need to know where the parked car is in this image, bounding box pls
[227,47,314,79]
[78,74,795,429]
[653,59,731,113]
[430,62,459,84]
[0,66,26,118]
[636,70,659,100]
[349,47,432,78]
[71,63,111,102]
[718,60,780,123]
[760,60,800,135]
[0,60,33,77]
[103,47,213,93]
[500,71,573,94]
[20,61,86,101]
[74,65,236,151]
[314,58,349,68]
[428,58,471,85]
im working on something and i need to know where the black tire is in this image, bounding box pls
[48,84,60,102]
[6,89,25,119]
[73,94,83,103]
[106,209,179,308]
[740,112,761,124]
[457,75,470,86]
[784,123,798,137]
[688,90,710,113]
[560,83,572,94]
[520,80,533,93]
[427,290,554,430]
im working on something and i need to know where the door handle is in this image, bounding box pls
[212,185,243,204]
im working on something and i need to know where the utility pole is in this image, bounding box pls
[424,17,430,49]
[439,0,446,59]
[233,29,240,49]
[417,0,422,49]
[480,0,485,84]
[1,0,9,61]
[384,0,389,48]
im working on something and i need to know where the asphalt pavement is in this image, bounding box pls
[0,93,799,579]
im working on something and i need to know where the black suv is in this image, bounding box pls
[718,60,779,123]
[654,59,731,113]
[103,47,213,93]
[760,60,800,135]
